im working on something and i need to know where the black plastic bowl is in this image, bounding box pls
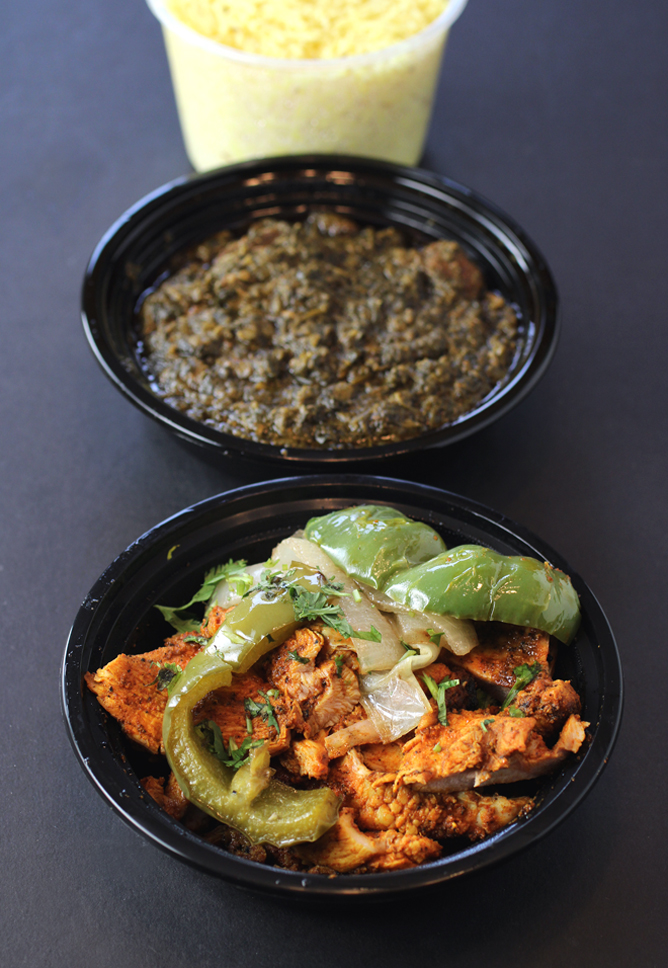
[82,155,558,465]
[62,476,622,900]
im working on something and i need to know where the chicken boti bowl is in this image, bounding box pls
[63,478,622,898]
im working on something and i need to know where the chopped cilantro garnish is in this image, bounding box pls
[182,633,209,646]
[289,650,310,664]
[196,720,264,770]
[426,629,443,647]
[422,674,460,726]
[481,718,495,732]
[507,706,526,718]
[152,662,182,693]
[432,742,442,753]
[245,693,280,734]
[351,625,382,642]
[155,559,249,631]
[290,586,346,624]
[500,662,543,712]
[334,654,344,677]
[401,640,417,658]
[247,566,293,599]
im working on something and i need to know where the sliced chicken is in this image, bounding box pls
[194,671,292,756]
[329,747,532,840]
[449,625,553,700]
[84,635,203,754]
[296,807,441,873]
[281,736,330,779]
[399,708,587,793]
[269,628,361,739]
[84,606,233,754]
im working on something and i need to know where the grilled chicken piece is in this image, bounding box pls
[84,636,202,753]
[418,661,476,710]
[363,829,442,872]
[141,773,188,820]
[297,807,379,872]
[514,673,582,739]
[194,671,291,756]
[84,606,234,753]
[449,625,553,700]
[329,748,532,840]
[359,742,403,773]
[269,628,361,739]
[281,736,330,779]
[269,627,324,707]
[399,708,587,793]
[297,807,441,873]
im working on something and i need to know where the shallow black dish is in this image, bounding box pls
[82,155,558,465]
[62,476,622,900]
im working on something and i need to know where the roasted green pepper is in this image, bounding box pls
[304,504,446,590]
[383,545,581,644]
[209,563,326,673]
[163,649,340,846]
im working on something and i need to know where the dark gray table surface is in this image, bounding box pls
[2,1,666,965]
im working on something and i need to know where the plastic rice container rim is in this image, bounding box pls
[145,0,469,70]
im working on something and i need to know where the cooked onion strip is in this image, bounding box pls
[360,656,431,743]
[394,609,479,657]
[272,537,406,672]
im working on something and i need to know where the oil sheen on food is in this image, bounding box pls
[140,213,518,450]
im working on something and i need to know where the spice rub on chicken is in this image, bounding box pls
[86,615,586,875]
[85,511,586,876]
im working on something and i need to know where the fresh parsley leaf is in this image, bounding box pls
[196,720,264,770]
[182,633,209,645]
[289,587,345,623]
[245,693,280,734]
[500,662,543,711]
[248,566,295,599]
[351,625,382,642]
[422,674,460,726]
[155,559,248,631]
[152,662,182,693]
[321,579,346,597]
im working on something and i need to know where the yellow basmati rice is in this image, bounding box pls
[167,0,449,59]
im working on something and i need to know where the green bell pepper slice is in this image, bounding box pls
[383,545,581,644]
[163,649,341,846]
[304,504,447,590]
[209,563,326,673]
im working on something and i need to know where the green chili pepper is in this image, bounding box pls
[383,545,580,644]
[304,504,447,590]
[209,563,327,673]
[163,649,340,846]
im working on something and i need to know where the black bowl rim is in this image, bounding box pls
[62,475,622,899]
[81,154,559,465]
